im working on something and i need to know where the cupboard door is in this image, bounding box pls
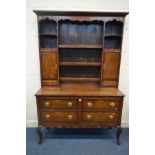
[102,52,120,87]
[41,50,58,81]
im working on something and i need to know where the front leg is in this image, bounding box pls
[116,126,122,145]
[36,126,43,144]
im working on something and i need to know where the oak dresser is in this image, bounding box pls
[33,11,128,145]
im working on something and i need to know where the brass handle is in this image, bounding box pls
[87,115,92,120]
[67,102,72,107]
[79,98,82,102]
[68,115,73,120]
[45,102,50,107]
[87,102,92,107]
[45,114,50,119]
[110,102,115,107]
[109,115,114,119]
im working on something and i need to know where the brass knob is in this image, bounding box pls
[68,115,73,120]
[58,125,62,128]
[79,98,82,102]
[87,115,92,120]
[87,102,92,107]
[67,102,72,107]
[45,102,50,106]
[109,115,114,119]
[45,114,50,119]
[110,102,115,107]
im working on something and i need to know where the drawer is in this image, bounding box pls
[40,111,78,122]
[39,99,78,109]
[82,99,120,110]
[82,112,118,122]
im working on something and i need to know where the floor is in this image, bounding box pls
[26,128,129,155]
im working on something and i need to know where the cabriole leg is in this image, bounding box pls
[36,126,43,144]
[116,126,122,145]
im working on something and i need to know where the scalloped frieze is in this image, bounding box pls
[38,16,124,23]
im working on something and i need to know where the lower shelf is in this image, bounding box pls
[60,77,100,82]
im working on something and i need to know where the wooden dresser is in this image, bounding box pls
[33,11,128,145]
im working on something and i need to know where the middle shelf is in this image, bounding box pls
[59,48,102,64]
[59,45,103,48]
[59,62,101,66]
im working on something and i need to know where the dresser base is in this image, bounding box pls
[35,88,124,145]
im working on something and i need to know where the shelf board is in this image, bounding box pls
[104,48,121,52]
[39,33,57,36]
[59,45,103,49]
[40,48,57,51]
[60,77,100,82]
[105,34,122,37]
[60,62,101,66]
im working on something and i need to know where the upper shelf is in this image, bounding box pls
[59,45,103,49]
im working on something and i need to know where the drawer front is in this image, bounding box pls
[82,99,120,110]
[41,112,78,122]
[82,112,118,122]
[39,99,78,109]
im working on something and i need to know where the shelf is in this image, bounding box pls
[60,62,101,66]
[59,45,103,49]
[40,48,57,51]
[39,33,57,36]
[60,77,100,82]
[104,48,121,52]
[105,34,122,37]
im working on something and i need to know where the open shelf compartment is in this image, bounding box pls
[59,20,103,45]
[59,48,102,63]
[60,66,101,81]
[105,20,123,36]
[39,19,57,35]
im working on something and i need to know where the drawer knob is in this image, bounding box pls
[86,115,92,120]
[110,102,115,107]
[109,115,114,119]
[58,125,62,128]
[79,98,82,102]
[45,114,50,119]
[87,102,92,107]
[68,115,73,120]
[45,102,50,107]
[67,102,72,107]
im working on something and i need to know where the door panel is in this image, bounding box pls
[41,50,58,80]
[102,52,120,87]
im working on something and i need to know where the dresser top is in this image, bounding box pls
[35,87,124,97]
